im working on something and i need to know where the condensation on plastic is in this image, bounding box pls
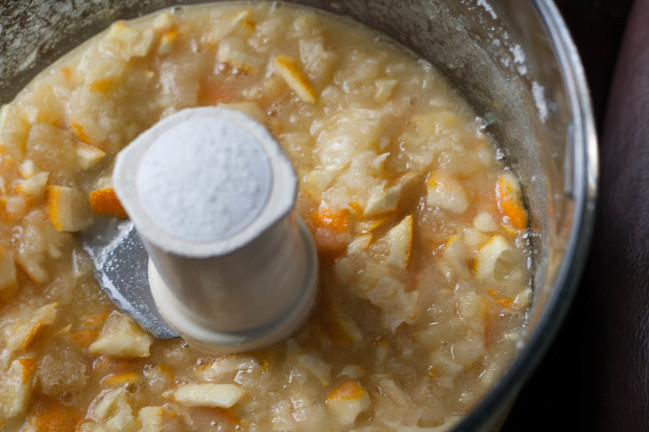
[0,1,597,430]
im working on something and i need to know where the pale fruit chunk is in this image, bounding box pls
[138,406,178,432]
[437,234,469,280]
[347,233,372,255]
[304,168,338,198]
[157,28,178,55]
[77,422,109,432]
[76,142,106,169]
[297,353,331,386]
[36,348,89,395]
[89,311,153,358]
[381,417,460,432]
[47,185,93,232]
[273,55,316,103]
[209,8,253,43]
[318,298,363,346]
[174,383,245,408]
[299,37,336,83]
[513,287,532,310]
[385,215,414,269]
[473,211,498,233]
[18,160,37,179]
[412,108,461,137]
[16,209,67,284]
[104,21,155,60]
[16,172,49,201]
[196,355,260,381]
[364,172,418,217]
[0,247,17,300]
[153,12,175,32]
[217,37,262,73]
[6,303,58,355]
[426,171,468,214]
[326,380,371,426]
[0,358,37,423]
[374,78,398,101]
[474,234,517,282]
[366,276,418,332]
[312,109,391,170]
[90,387,138,432]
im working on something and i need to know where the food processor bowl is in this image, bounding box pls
[0,0,597,430]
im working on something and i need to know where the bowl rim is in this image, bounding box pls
[455,1,599,430]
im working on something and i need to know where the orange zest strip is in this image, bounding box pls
[70,121,91,145]
[89,188,128,219]
[310,207,350,232]
[496,172,528,231]
[327,379,366,401]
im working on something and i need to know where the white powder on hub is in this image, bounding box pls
[136,117,271,243]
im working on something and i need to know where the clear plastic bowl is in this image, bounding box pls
[0,1,597,429]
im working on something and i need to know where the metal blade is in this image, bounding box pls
[79,217,179,339]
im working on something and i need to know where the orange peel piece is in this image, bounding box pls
[496,171,528,231]
[89,187,128,219]
[273,55,316,103]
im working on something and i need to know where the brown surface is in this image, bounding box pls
[503,0,649,430]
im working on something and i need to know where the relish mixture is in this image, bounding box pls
[0,3,531,431]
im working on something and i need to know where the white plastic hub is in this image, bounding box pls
[113,107,318,353]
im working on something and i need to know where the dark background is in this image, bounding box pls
[502,0,635,430]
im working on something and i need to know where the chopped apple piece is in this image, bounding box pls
[412,109,460,136]
[364,172,418,217]
[47,185,93,232]
[16,172,48,201]
[364,183,400,217]
[36,349,88,395]
[104,21,155,59]
[89,311,152,358]
[217,37,261,73]
[386,214,414,269]
[513,287,532,310]
[473,211,498,232]
[138,406,178,432]
[438,234,469,279]
[462,227,490,250]
[273,55,316,103]
[297,354,331,386]
[90,387,137,431]
[196,355,260,381]
[89,187,128,219]
[347,233,372,255]
[18,160,37,179]
[7,303,58,354]
[76,142,106,169]
[153,12,175,32]
[0,246,17,300]
[326,380,370,426]
[474,234,517,282]
[374,78,398,101]
[426,171,468,214]
[174,383,245,408]
[365,276,418,331]
[158,29,178,55]
[304,168,338,198]
[0,358,37,422]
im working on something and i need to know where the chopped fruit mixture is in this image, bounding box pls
[0,2,531,431]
